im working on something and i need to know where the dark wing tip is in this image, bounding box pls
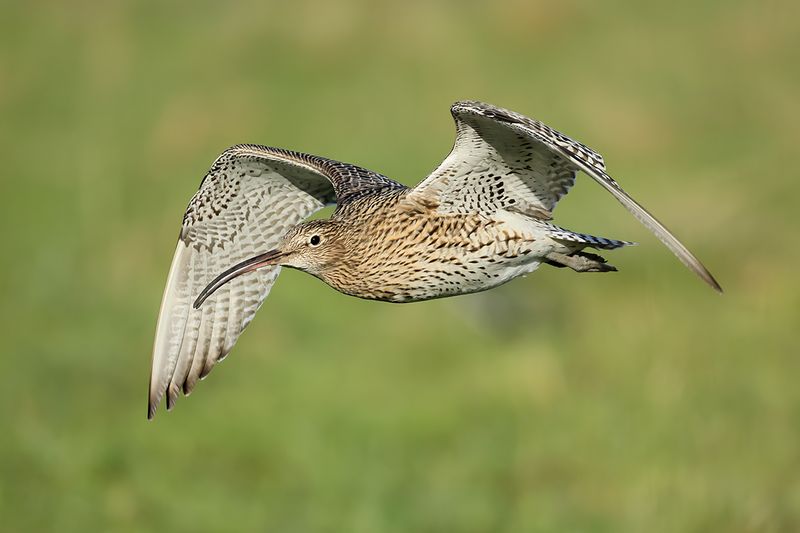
[704,270,724,294]
[681,253,723,294]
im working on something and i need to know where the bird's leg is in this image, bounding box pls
[544,251,617,273]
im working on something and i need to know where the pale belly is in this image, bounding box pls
[348,238,556,303]
[325,208,567,303]
[401,258,543,302]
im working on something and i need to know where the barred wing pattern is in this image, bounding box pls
[411,101,721,291]
[410,101,596,218]
[148,145,399,419]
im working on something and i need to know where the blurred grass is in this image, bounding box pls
[1,0,799,531]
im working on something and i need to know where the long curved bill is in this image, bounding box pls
[194,250,287,309]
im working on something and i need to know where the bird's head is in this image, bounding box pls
[193,219,347,309]
[272,219,347,273]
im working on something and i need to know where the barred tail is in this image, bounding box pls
[542,223,635,250]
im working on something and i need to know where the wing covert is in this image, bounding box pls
[410,101,602,218]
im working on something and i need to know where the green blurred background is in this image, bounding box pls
[2,1,799,531]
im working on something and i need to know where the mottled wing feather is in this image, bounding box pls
[411,101,720,291]
[411,101,600,217]
[149,145,400,419]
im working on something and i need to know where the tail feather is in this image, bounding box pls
[543,223,634,250]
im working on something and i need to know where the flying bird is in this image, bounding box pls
[148,100,720,418]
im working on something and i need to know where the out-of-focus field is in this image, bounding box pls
[1,1,798,531]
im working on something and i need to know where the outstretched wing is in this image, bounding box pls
[149,144,400,419]
[409,101,721,292]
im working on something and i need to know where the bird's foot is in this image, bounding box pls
[544,251,617,273]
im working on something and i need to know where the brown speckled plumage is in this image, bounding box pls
[148,100,721,419]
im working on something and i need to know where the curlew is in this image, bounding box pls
[148,100,720,418]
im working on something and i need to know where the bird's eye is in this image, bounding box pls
[309,235,321,246]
